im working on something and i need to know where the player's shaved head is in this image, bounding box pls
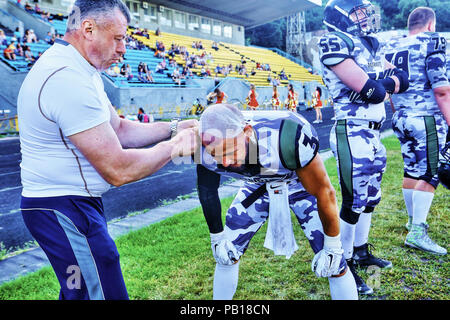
[407,7,436,32]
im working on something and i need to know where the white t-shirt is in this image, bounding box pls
[18,39,112,197]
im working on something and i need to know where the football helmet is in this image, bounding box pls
[438,141,450,190]
[323,0,381,37]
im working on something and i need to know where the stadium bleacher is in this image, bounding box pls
[129,27,322,87]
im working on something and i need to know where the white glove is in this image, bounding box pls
[210,232,240,265]
[311,234,344,278]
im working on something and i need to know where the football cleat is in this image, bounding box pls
[405,223,447,255]
[353,243,393,269]
[347,258,373,295]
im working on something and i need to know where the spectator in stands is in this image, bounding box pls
[267,73,272,83]
[155,59,167,74]
[171,67,182,85]
[154,48,164,58]
[14,27,22,41]
[155,27,161,36]
[250,67,256,76]
[168,44,176,58]
[106,63,121,77]
[279,69,288,80]
[23,45,34,63]
[145,64,154,83]
[14,42,24,57]
[168,58,177,68]
[143,28,150,39]
[212,41,219,51]
[182,66,193,79]
[205,66,211,77]
[24,2,33,12]
[24,29,37,43]
[239,65,248,77]
[271,76,281,86]
[34,2,42,13]
[200,66,207,77]
[186,57,195,69]
[3,41,16,60]
[44,32,53,44]
[137,62,147,82]
[0,29,7,46]
[198,41,204,50]
[120,63,133,81]
[41,12,53,23]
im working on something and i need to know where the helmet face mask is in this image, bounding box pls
[324,0,381,37]
[349,4,381,35]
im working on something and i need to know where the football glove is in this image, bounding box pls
[312,234,344,278]
[210,232,239,265]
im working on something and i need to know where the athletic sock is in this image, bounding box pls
[354,212,372,247]
[213,261,240,300]
[328,267,358,300]
[340,219,356,259]
[402,188,414,220]
[412,190,434,225]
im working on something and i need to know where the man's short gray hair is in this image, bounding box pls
[67,0,131,32]
[407,7,436,31]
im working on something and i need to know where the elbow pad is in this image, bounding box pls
[392,68,409,93]
[359,78,386,104]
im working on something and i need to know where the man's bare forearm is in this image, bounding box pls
[116,119,171,148]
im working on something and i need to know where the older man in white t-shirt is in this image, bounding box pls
[17,0,198,300]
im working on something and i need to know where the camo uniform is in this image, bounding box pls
[319,31,388,216]
[386,32,449,188]
[197,111,346,272]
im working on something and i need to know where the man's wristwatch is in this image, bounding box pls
[170,119,179,136]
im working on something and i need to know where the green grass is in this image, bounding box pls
[0,136,448,300]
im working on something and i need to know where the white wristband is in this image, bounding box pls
[324,233,342,250]
[210,231,225,242]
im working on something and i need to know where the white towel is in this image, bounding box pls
[263,181,298,259]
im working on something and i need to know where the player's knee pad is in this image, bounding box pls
[340,206,360,224]
[363,206,375,213]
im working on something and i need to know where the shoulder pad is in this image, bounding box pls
[319,32,354,67]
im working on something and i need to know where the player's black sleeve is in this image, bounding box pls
[197,164,223,234]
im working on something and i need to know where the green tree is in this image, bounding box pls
[245,18,287,50]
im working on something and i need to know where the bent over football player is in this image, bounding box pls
[196,104,358,300]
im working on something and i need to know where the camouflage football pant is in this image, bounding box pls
[330,119,387,215]
[392,111,448,188]
[223,180,347,272]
